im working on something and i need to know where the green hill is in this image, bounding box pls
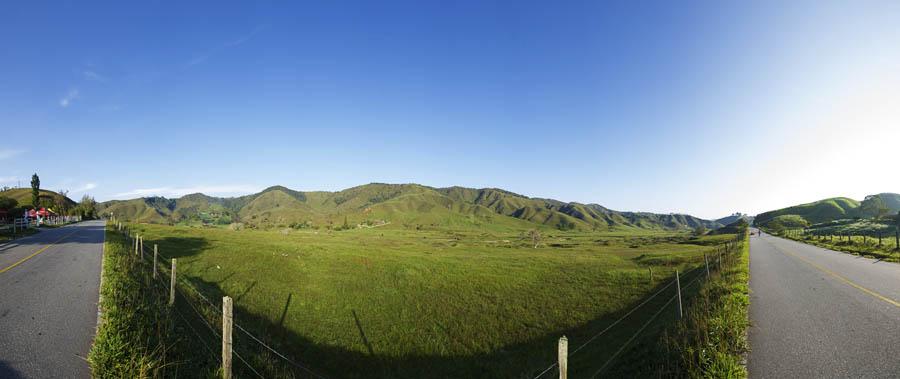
[715,213,753,226]
[858,193,900,218]
[754,194,900,228]
[98,183,722,231]
[0,188,77,211]
[755,197,859,227]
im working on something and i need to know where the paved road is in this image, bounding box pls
[0,221,105,379]
[748,229,900,378]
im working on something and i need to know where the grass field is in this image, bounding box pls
[96,221,745,378]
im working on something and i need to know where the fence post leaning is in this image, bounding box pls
[704,253,710,279]
[558,335,567,379]
[675,270,683,319]
[140,236,144,262]
[649,267,653,283]
[223,296,233,379]
[153,244,158,279]
[169,259,177,306]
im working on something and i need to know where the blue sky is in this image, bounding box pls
[2,1,899,219]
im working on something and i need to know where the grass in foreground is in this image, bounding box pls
[89,223,218,378]
[108,221,744,378]
[603,231,749,378]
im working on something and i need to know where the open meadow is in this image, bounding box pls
[111,222,741,377]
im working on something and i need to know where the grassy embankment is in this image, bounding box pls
[92,221,749,378]
[89,223,219,378]
[775,225,900,263]
[605,229,750,378]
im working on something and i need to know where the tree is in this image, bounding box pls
[0,196,17,210]
[528,229,542,248]
[861,195,891,220]
[30,173,40,208]
[79,194,97,219]
[57,189,70,215]
[556,218,576,231]
[693,225,708,236]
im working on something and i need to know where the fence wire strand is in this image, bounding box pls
[120,226,327,378]
[591,272,706,378]
[234,322,329,379]
[172,306,221,364]
[533,238,739,379]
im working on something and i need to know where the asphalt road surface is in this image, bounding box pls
[0,221,105,379]
[749,229,900,378]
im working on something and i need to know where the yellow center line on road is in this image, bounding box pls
[770,242,900,308]
[0,229,81,274]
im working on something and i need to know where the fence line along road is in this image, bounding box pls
[534,236,743,379]
[117,223,327,379]
[118,220,741,379]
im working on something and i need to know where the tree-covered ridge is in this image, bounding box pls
[97,183,723,231]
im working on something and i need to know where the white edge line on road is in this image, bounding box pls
[768,240,900,308]
[95,221,107,333]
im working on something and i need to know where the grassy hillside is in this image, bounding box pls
[715,213,752,226]
[99,183,721,232]
[755,193,900,229]
[0,188,77,210]
[858,193,900,218]
[106,222,743,378]
[755,197,860,227]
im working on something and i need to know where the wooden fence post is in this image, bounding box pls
[649,267,653,283]
[140,236,144,261]
[222,296,233,379]
[169,259,177,306]
[153,244,158,279]
[557,335,567,379]
[675,270,683,319]
[704,253,710,279]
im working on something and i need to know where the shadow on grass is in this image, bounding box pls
[153,236,210,259]
[170,266,708,379]
[126,224,715,377]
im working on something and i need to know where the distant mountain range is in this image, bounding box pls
[755,193,900,228]
[97,183,726,232]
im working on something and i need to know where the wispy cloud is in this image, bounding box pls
[71,183,98,193]
[187,25,266,67]
[0,149,25,160]
[114,185,262,199]
[59,89,79,107]
[83,70,107,82]
[225,25,265,47]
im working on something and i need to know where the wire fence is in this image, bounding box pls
[111,219,744,378]
[780,226,900,253]
[111,220,327,378]
[532,235,745,378]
